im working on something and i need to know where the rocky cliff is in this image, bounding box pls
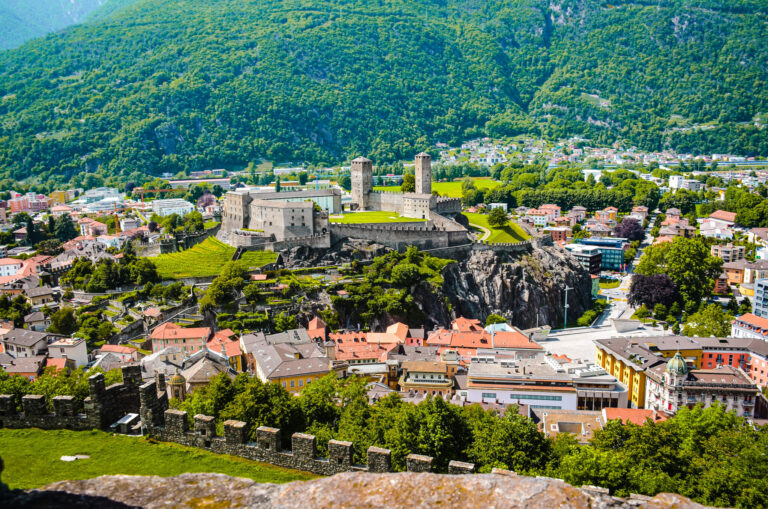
[439,245,592,329]
[281,241,592,331]
[9,471,708,508]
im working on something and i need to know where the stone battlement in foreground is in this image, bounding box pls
[138,379,474,476]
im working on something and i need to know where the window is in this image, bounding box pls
[281,381,286,387]
[481,393,497,399]
[290,380,295,388]
[298,379,303,387]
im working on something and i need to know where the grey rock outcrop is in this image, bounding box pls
[439,245,592,329]
[16,471,709,508]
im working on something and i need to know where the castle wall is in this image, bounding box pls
[330,222,470,251]
[0,365,143,431]
[367,191,404,215]
[138,381,475,475]
[248,200,314,240]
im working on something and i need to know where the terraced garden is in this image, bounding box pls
[152,238,277,279]
[329,211,425,224]
[463,212,530,244]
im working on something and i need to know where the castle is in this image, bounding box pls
[219,153,470,252]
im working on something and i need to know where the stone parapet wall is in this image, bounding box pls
[0,365,142,431]
[135,380,470,476]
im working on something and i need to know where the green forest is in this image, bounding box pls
[0,0,766,189]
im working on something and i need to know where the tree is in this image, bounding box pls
[635,238,722,304]
[49,306,78,335]
[35,238,63,256]
[487,207,508,229]
[24,217,39,245]
[682,304,733,337]
[298,171,309,185]
[485,314,506,326]
[338,175,351,191]
[275,177,281,193]
[54,214,78,242]
[628,274,678,308]
[614,218,645,242]
[274,311,297,332]
[401,173,415,193]
[391,263,420,287]
[653,303,668,320]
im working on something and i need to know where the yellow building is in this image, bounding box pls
[594,336,700,409]
[49,190,69,205]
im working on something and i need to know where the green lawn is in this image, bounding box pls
[373,178,501,198]
[152,237,276,279]
[464,212,530,244]
[599,279,621,289]
[329,211,425,224]
[203,220,220,229]
[0,428,316,489]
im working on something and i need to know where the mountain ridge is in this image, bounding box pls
[0,0,766,189]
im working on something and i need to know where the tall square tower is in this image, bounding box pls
[415,152,432,195]
[351,156,373,210]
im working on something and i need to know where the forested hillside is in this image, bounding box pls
[0,0,766,189]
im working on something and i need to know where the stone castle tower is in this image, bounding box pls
[351,156,373,210]
[415,152,432,195]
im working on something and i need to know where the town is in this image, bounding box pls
[1,145,768,507]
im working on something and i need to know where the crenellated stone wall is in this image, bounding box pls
[0,365,143,431]
[137,378,474,475]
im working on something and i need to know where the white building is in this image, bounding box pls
[0,258,23,277]
[48,337,89,368]
[151,199,195,217]
[464,355,626,410]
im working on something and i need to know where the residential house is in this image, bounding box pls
[0,355,46,380]
[24,286,55,307]
[708,210,738,227]
[23,311,50,331]
[398,361,453,396]
[78,217,108,237]
[100,344,140,362]
[630,206,649,221]
[251,340,337,393]
[206,329,244,371]
[150,322,212,355]
[568,206,587,222]
[711,244,745,263]
[1,329,50,358]
[544,226,570,243]
[732,313,768,340]
[48,337,88,368]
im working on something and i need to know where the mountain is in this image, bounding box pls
[0,0,766,189]
[0,0,136,50]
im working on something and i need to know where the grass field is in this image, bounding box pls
[0,428,316,489]
[153,237,277,279]
[329,211,425,224]
[463,212,530,244]
[373,178,501,198]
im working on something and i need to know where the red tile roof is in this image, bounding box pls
[709,210,738,223]
[734,313,768,334]
[335,342,397,362]
[452,317,484,332]
[45,357,69,371]
[100,344,136,355]
[151,322,211,340]
[207,337,242,357]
